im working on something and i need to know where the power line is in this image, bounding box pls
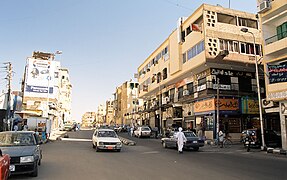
[162,0,192,10]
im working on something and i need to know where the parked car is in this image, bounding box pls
[0,149,10,180]
[62,123,73,131]
[134,126,152,138]
[0,131,42,177]
[161,131,204,151]
[240,128,281,148]
[92,129,122,152]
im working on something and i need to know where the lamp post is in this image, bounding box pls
[216,78,220,139]
[241,28,266,149]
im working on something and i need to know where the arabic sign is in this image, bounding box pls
[241,97,259,114]
[211,68,254,78]
[267,61,287,84]
[194,98,239,113]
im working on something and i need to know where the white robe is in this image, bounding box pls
[176,131,187,152]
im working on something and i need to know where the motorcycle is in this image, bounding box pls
[245,131,256,152]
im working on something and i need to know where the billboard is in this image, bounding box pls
[24,58,60,99]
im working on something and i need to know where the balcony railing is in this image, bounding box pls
[265,31,287,45]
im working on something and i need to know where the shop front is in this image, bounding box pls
[194,97,240,139]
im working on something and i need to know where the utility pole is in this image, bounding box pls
[4,62,12,131]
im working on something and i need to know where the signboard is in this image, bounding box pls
[24,58,60,98]
[211,68,254,78]
[194,98,239,113]
[268,91,287,100]
[241,97,259,114]
[267,61,287,84]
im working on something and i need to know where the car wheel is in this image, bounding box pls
[193,147,199,151]
[162,141,167,148]
[31,164,38,177]
[117,149,121,152]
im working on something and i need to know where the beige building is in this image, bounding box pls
[96,104,106,124]
[138,4,265,139]
[105,100,114,125]
[82,112,96,127]
[258,0,287,149]
[58,68,72,127]
[114,81,141,126]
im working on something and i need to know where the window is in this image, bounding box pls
[182,53,187,64]
[240,42,246,54]
[163,68,168,80]
[187,82,194,94]
[238,18,247,27]
[178,86,184,99]
[157,73,161,83]
[228,41,233,52]
[186,26,191,35]
[198,78,206,86]
[187,49,192,60]
[233,42,239,52]
[217,13,236,25]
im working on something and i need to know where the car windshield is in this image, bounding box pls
[0,133,35,146]
[142,127,150,131]
[184,132,197,137]
[98,131,118,138]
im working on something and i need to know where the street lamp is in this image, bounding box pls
[240,27,266,149]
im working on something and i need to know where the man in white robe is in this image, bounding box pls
[176,127,187,153]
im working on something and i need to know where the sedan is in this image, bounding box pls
[134,126,151,138]
[92,129,122,152]
[161,131,204,151]
[0,131,42,177]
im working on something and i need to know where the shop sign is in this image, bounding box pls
[241,98,259,114]
[194,98,239,113]
[217,98,239,111]
[268,91,287,100]
[268,61,287,84]
[213,84,231,90]
[197,84,206,91]
[211,68,254,78]
[196,69,209,80]
[194,99,215,113]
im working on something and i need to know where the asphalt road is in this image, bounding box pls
[10,129,287,180]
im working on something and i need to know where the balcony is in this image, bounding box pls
[264,31,287,57]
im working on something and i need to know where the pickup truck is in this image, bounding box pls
[0,149,10,180]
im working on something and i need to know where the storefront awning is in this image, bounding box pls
[15,110,42,116]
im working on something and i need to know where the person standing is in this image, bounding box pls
[218,130,224,148]
[176,127,187,154]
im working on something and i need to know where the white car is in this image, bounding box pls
[134,126,151,138]
[92,129,122,152]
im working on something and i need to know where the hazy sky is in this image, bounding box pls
[0,0,257,122]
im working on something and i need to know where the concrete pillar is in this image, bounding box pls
[279,101,287,150]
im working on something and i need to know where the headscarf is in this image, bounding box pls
[178,127,182,132]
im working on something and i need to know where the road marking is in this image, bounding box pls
[61,138,92,142]
[141,151,159,154]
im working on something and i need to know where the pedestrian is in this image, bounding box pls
[13,122,18,131]
[218,130,224,148]
[176,127,187,154]
[23,122,28,131]
[130,126,134,137]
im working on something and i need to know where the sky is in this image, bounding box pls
[0,0,257,122]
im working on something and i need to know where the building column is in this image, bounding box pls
[279,101,287,150]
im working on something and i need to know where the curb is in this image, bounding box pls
[266,147,287,155]
[119,136,136,146]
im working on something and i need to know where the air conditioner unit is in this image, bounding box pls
[183,90,189,96]
[258,0,271,13]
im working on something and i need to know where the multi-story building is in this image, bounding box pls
[105,100,114,125]
[58,68,72,127]
[114,81,141,126]
[137,4,266,139]
[96,104,106,124]
[81,112,96,127]
[21,51,61,131]
[258,0,287,149]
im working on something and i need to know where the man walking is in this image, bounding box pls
[176,127,187,153]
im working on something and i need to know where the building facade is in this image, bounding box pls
[82,112,96,127]
[96,104,106,124]
[105,100,114,125]
[137,4,266,139]
[258,0,287,149]
[114,81,140,126]
[58,68,72,127]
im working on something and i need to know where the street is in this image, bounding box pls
[10,130,287,180]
